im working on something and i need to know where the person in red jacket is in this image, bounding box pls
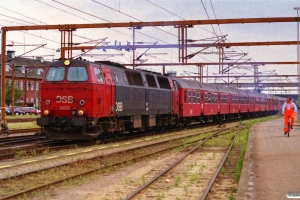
[282,97,298,135]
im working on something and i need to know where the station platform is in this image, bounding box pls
[237,117,300,200]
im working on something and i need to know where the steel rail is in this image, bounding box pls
[5,118,37,123]
[0,136,45,145]
[0,135,42,143]
[200,132,239,200]
[8,128,41,134]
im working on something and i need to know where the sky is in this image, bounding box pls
[0,0,300,94]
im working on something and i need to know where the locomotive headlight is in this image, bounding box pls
[44,110,49,115]
[45,100,50,105]
[77,110,84,116]
[64,59,71,66]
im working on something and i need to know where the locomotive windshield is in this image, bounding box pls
[45,67,65,81]
[67,67,88,81]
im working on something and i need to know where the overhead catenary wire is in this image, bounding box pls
[146,0,216,36]
[200,0,217,37]
[90,0,201,70]
[143,0,221,74]
[50,0,180,63]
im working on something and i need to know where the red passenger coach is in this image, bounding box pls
[173,78,202,118]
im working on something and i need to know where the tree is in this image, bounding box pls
[3,80,23,106]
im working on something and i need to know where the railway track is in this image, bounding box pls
[8,128,41,134]
[125,128,240,199]
[0,123,244,200]
[0,134,44,143]
[0,128,41,138]
[0,139,94,161]
[6,118,37,123]
[0,121,219,161]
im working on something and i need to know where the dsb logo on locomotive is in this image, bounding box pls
[56,96,74,103]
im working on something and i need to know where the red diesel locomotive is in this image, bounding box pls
[37,59,285,140]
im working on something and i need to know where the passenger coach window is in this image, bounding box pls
[94,68,104,82]
[67,67,88,81]
[193,91,196,103]
[184,90,187,103]
[188,90,192,103]
[197,92,200,104]
[46,67,65,81]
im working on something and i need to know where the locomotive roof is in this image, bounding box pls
[95,60,126,68]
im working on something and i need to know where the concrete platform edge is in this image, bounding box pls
[236,123,256,200]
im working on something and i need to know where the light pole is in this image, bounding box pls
[294,6,300,119]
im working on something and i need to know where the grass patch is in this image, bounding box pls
[234,116,273,180]
[157,192,165,200]
[5,115,39,119]
[220,166,225,174]
[175,175,181,186]
[8,122,39,129]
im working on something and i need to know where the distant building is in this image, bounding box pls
[0,51,49,107]
[166,70,177,77]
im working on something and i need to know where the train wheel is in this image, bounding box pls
[100,132,108,140]
[113,131,120,138]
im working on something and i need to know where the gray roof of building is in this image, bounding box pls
[0,54,49,79]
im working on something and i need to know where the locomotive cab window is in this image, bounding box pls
[45,67,65,81]
[67,67,88,81]
[94,68,104,82]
